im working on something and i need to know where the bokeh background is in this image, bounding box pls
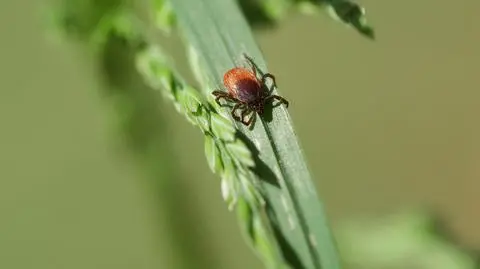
[1,0,479,268]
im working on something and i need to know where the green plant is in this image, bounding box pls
[51,0,375,268]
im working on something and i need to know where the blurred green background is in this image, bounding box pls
[1,0,479,268]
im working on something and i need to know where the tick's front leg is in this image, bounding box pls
[243,53,259,78]
[212,90,236,106]
[243,53,277,93]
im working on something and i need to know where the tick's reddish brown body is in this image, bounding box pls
[212,54,289,127]
[223,68,262,103]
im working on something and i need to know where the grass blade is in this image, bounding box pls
[170,0,342,268]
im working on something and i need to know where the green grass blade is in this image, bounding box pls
[170,0,342,268]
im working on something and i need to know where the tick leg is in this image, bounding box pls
[265,95,289,108]
[212,90,237,106]
[240,107,250,120]
[243,53,277,95]
[262,74,277,92]
[243,53,258,78]
[231,103,245,122]
[242,110,257,126]
[240,108,252,125]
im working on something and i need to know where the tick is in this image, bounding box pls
[212,54,289,127]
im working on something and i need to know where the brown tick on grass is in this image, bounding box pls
[212,53,289,127]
